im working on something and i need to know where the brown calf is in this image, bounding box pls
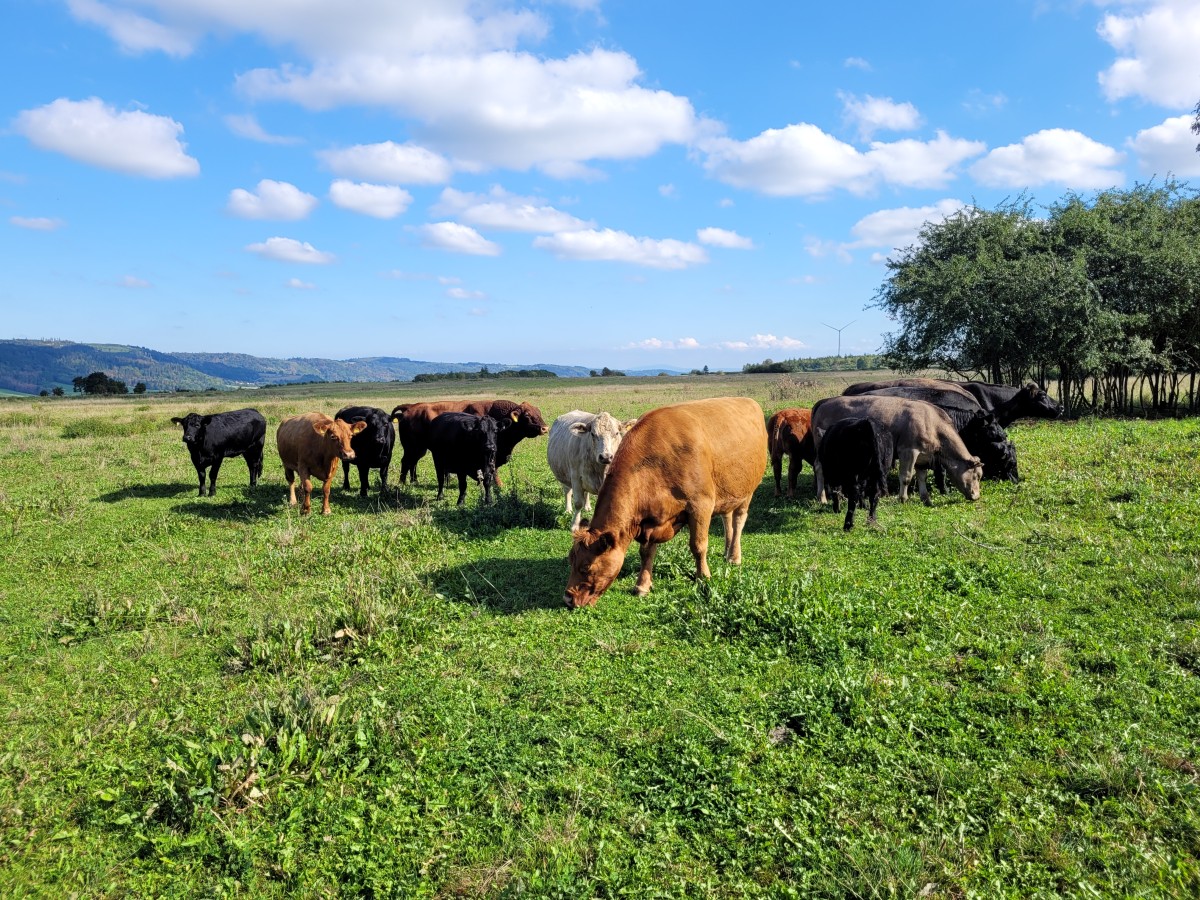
[276,413,366,515]
[766,407,813,499]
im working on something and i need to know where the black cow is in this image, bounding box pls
[955,382,1062,425]
[817,417,895,530]
[850,385,1019,487]
[427,412,499,505]
[170,408,266,497]
[335,406,396,498]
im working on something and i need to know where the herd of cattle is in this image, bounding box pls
[169,376,1062,607]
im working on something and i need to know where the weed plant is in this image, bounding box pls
[0,375,1197,897]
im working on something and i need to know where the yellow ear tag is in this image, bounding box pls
[511,412,519,422]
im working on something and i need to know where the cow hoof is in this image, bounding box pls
[633,585,651,597]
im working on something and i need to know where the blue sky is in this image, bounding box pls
[3,0,1199,371]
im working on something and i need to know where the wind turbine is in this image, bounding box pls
[821,319,856,357]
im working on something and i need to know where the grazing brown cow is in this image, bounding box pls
[766,407,813,499]
[564,397,768,609]
[276,413,366,515]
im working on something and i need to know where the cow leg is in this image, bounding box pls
[205,458,222,496]
[378,460,391,496]
[456,473,468,506]
[193,465,206,497]
[814,458,827,504]
[342,460,353,491]
[915,468,932,506]
[300,473,313,515]
[357,463,370,499]
[771,452,783,497]
[787,452,801,500]
[844,485,858,531]
[245,443,263,487]
[284,468,297,507]
[688,505,714,580]
[897,449,919,503]
[726,503,750,564]
[934,461,948,495]
[634,541,659,596]
[867,493,879,525]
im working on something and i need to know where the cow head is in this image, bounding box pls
[477,415,499,484]
[571,411,624,468]
[975,436,1020,484]
[316,417,366,461]
[943,455,984,501]
[1024,383,1063,419]
[171,412,208,445]
[515,402,549,437]
[564,522,625,608]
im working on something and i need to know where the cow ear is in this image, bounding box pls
[351,421,367,434]
[315,421,332,436]
[570,421,590,435]
[171,417,184,425]
[594,530,616,552]
[970,455,984,470]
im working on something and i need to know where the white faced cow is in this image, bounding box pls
[547,410,630,529]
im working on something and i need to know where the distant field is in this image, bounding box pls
[1,374,1198,897]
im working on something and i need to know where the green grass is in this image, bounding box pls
[0,375,1198,897]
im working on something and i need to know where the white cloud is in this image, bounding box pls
[10,216,65,231]
[418,222,501,256]
[286,277,316,289]
[697,227,753,249]
[534,228,708,269]
[971,128,1125,189]
[447,286,485,299]
[844,57,872,71]
[319,142,453,185]
[840,93,921,140]
[66,0,192,56]
[227,180,318,220]
[1129,114,1200,177]
[433,186,591,232]
[246,236,336,264]
[1098,0,1200,107]
[626,334,803,351]
[119,275,151,288]
[803,237,853,264]
[13,97,199,179]
[224,113,302,145]
[329,180,413,218]
[846,199,967,253]
[659,183,677,198]
[700,124,982,197]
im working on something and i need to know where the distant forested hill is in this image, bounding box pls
[0,340,598,394]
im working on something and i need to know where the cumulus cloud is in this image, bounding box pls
[700,124,982,197]
[844,57,872,71]
[13,97,199,178]
[10,216,65,231]
[447,286,485,299]
[1098,0,1200,107]
[318,141,453,185]
[840,93,921,140]
[432,186,591,232]
[224,113,302,145]
[227,180,318,220]
[67,0,192,56]
[842,199,968,261]
[286,277,316,289]
[328,180,413,218]
[418,222,501,256]
[1129,114,1200,177]
[245,236,335,264]
[534,228,708,269]
[697,227,753,249]
[971,128,1125,189]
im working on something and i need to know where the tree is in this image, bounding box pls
[1193,99,1200,152]
[52,387,64,396]
[72,371,129,395]
[133,382,147,394]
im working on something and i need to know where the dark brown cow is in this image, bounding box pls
[766,407,813,499]
[276,413,366,515]
[564,397,768,608]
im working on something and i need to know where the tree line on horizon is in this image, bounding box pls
[873,180,1200,417]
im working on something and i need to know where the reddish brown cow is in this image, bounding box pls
[766,407,814,499]
[391,399,497,483]
[565,397,768,608]
[277,413,366,515]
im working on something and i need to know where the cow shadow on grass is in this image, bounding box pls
[430,555,571,613]
[171,487,282,521]
[96,482,196,503]
[425,490,564,535]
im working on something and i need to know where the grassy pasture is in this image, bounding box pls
[0,373,1198,898]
